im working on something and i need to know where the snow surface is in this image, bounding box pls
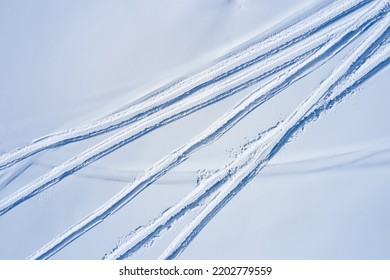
[0,0,389,259]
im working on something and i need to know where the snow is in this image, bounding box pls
[0,0,389,259]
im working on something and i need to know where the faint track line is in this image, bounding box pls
[158,17,390,260]
[0,0,374,171]
[25,1,388,260]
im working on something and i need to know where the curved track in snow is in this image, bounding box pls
[1,0,382,218]
[0,0,389,260]
[0,0,375,171]
[158,23,390,261]
[103,8,390,260]
[26,0,390,260]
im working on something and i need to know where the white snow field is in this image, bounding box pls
[0,0,390,259]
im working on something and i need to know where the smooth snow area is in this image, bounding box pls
[0,0,389,260]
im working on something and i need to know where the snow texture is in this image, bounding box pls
[0,0,389,259]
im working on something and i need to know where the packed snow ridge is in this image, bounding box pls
[0,0,389,259]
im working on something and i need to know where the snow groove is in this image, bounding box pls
[1,0,380,218]
[158,14,390,260]
[26,0,389,260]
[0,0,374,171]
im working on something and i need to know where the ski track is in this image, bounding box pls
[157,19,390,260]
[159,47,390,260]
[26,1,389,260]
[0,0,374,171]
[0,42,320,217]
[101,5,390,260]
[0,1,376,218]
